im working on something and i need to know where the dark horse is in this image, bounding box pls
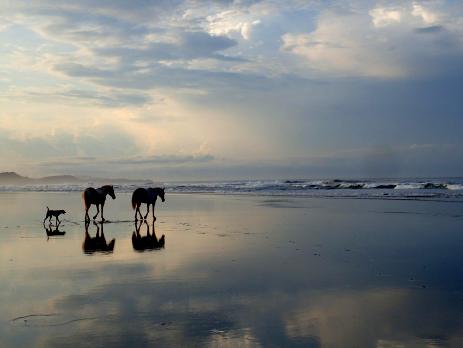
[82,185,116,222]
[131,187,165,221]
[132,220,165,252]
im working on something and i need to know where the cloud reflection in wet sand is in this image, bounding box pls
[2,193,463,347]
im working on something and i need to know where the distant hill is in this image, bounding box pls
[0,172,31,184]
[0,172,153,185]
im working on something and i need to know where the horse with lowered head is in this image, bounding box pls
[131,187,165,221]
[82,185,116,222]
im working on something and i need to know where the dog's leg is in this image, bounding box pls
[93,204,100,220]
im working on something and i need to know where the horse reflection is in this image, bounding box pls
[44,221,66,240]
[82,221,115,254]
[132,220,165,252]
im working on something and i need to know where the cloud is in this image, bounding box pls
[206,9,262,40]
[3,87,151,107]
[281,3,463,78]
[0,127,139,162]
[53,61,269,91]
[1,0,463,178]
[414,25,444,34]
[94,31,241,63]
[42,154,215,166]
[412,2,438,24]
[107,154,215,165]
[369,7,402,27]
[36,154,218,178]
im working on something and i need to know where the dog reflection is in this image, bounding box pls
[82,221,115,254]
[44,221,66,240]
[132,220,165,252]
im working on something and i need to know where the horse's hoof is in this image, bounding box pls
[153,217,157,221]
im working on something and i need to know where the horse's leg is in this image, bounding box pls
[93,204,100,220]
[135,204,139,221]
[85,206,90,222]
[152,203,156,221]
[136,204,143,221]
[101,204,105,222]
[144,204,149,220]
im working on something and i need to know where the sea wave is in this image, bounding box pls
[1,178,463,200]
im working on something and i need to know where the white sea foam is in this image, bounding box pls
[1,178,462,200]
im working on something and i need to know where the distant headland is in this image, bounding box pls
[0,172,153,185]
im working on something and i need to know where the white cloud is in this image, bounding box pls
[281,12,406,78]
[281,3,463,78]
[369,7,402,27]
[207,9,261,40]
[412,2,438,24]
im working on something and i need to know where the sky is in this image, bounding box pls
[0,0,462,180]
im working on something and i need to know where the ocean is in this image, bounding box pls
[1,177,463,201]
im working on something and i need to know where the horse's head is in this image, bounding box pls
[159,187,165,202]
[105,185,116,199]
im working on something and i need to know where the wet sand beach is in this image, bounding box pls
[1,192,463,347]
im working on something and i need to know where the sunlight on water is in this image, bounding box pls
[1,192,463,347]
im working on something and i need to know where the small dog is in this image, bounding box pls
[44,206,66,224]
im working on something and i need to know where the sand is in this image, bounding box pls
[1,192,463,347]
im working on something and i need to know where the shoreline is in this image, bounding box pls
[1,190,462,204]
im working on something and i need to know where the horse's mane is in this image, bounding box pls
[100,185,113,191]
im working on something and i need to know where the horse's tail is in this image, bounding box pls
[46,206,49,211]
[131,191,137,210]
[82,190,88,210]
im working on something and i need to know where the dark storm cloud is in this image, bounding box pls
[40,154,215,168]
[24,89,151,107]
[414,25,445,34]
[53,62,269,90]
[94,31,242,62]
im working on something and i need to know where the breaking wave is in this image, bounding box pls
[0,178,462,201]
